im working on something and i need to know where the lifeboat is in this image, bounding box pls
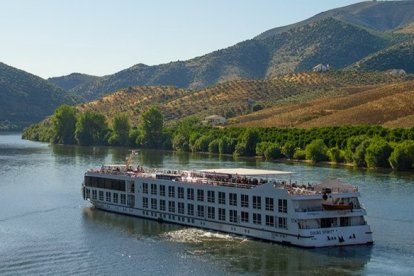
[322,202,353,210]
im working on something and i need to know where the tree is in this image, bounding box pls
[282,141,296,159]
[75,111,108,146]
[365,138,393,168]
[327,147,345,163]
[234,129,260,156]
[305,139,328,163]
[108,113,130,146]
[389,141,414,170]
[172,134,189,152]
[208,139,220,153]
[353,140,371,167]
[51,105,77,144]
[140,107,164,148]
[264,143,282,160]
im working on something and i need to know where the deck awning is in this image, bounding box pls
[198,168,293,177]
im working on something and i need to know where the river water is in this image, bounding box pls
[0,133,413,275]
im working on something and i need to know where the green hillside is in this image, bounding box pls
[48,73,100,91]
[256,0,414,39]
[63,17,401,101]
[352,41,414,73]
[0,62,78,130]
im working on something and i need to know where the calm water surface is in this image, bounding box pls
[0,133,413,275]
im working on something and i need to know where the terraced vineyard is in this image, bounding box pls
[76,71,407,126]
[231,79,414,128]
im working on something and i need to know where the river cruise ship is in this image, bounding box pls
[82,158,373,248]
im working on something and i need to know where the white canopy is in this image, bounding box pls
[198,168,293,177]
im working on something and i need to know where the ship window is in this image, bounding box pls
[92,190,97,200]
[127,195,134,207]
[106,192,111,202]
[265,215,274,227]
[229,210,238,223]
[99,191,104,201]
[151,198,157,210]
[85,188,90,199]
[265,197,274,211]
[168,201,175,213]
[160,200,166,211]
[197,189,204,201]
[178,187,184,199]
[218,208,226,221]
[168,186,175,198]
[178,202,184,214]
[113,193,118,203]
[160,185,166,196]
[187,188,194,200]
[241,211,249,223]
[151,184,157,195]
[229,193,237,206]
[120,194,126,205]
[142,183,148,194]
[197,205,205,217]
[278,217,287,229]
[278,199,287,213]
[241,194,249,208]
[253,213,261,225]
[253,196,261,209]
[188,204,194,216]
[207,191,215,203]
[143,197,148,209]
[218,192,226,204]
[340,217,350,227]
[207,206,215,219]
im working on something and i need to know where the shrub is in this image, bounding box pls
[172,134,189,152]
[305,139,328,163]
[327,147,345,163]
[365,138,393,168]
[208,139,220,153]
[389,141,414,170]
[293,148,306,160]
[282,141,296,159]
[264,143,282,160]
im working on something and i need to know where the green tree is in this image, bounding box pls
[353,140,371,167]
[234,129,260,156]
[219,136,236,154]
[75,111,108,146]
[208,139,220,153]
[172,134,190,152]
[365,138,393,168]
[108,113,130,146]
[305,139,328,163]
[140,107,164,148]
[389,141,414,170]
[264,143,282,160]
[282,141,296,159]
[51,105,77,144]
[327,147,345,163]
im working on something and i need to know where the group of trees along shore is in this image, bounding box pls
[22,105,414,171]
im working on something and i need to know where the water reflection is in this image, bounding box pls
[138,150,165,167]
[81,206,371,274]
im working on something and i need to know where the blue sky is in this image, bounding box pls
[0,0,362,78]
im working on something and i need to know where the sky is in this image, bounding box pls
[0,0,363,78]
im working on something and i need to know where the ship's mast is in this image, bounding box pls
[125,150,138,170]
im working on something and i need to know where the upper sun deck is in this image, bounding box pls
[86,165,358,195]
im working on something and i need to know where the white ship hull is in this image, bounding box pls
[83,168,373,248]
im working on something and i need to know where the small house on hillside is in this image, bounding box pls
[312,64,330,72]
[203,115,226,126]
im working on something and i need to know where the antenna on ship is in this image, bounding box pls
[125,150,138,171]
